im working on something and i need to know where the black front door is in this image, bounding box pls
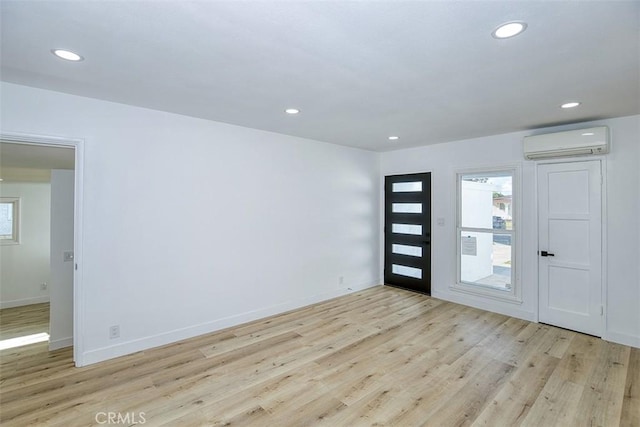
[384,173,431,294]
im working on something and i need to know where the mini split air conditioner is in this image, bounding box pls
[523,126,609,160]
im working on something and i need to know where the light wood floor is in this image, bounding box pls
[0,287,638,426]
[0,302,49,341]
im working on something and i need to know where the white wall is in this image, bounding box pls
[0,182,51,308]
[0,82,381,365]
[49,169,75,350]
[381,114,640,348]
[604,116,640,346]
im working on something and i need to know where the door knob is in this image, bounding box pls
[540,250,555,257]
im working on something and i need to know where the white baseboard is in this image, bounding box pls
[604,330,640,349]
[79,281,380,366]
[433,289,640,350]
[431,289,536,322]
[0,296,50,309]
[49,337,73,350]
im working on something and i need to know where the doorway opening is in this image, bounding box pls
[0,133,83,365]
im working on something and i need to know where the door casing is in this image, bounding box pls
[0,132,85,365]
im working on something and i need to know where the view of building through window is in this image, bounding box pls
[459,171,514,291]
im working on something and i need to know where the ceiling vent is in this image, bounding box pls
[523,126,609,160]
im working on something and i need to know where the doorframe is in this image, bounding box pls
[0,131,85,366]
[533,156,608,337]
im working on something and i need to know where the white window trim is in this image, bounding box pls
[0,197,21,245]
[452,164,522,304]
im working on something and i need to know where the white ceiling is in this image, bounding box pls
[1,1,638,152]
[0,142,75,170]
[0,140,74,182]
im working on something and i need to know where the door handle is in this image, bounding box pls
[540,250,555,257]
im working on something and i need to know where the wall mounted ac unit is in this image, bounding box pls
[523,126,609,160]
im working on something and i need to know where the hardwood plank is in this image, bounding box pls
[327,385,406,426]
[472,351,560,426]
[552,332,600,385]
[621,347,640,427]
[572,342,630,426]
[521,377,585,427]
[410,359,514,426]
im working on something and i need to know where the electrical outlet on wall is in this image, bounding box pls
[40,283,47,290]
[109,325,120,339]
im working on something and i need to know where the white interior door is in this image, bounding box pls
[49,169,75,350]
[538,160,602,336]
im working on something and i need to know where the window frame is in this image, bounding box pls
[453,165,522,303]
[0,197,21,245]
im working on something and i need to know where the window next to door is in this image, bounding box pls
[454,166,521,302]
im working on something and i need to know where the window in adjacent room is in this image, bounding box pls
[0,197,20,244]
[455,167,520,301]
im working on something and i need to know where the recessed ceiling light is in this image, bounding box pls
[561,102,581,109]
[51,49,84,61]
[492,21,527,39]
[388,136,399,140]
[582,132,595,136]
[285,108,300,115]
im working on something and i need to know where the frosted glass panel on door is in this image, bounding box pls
[392,264,422,279]
[392,244,423,257]
[392,223,422,235]
[392,203,422,214]
[392,181,422,192]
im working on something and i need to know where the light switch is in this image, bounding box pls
[63,251,74,262]
[437,217,445,226]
